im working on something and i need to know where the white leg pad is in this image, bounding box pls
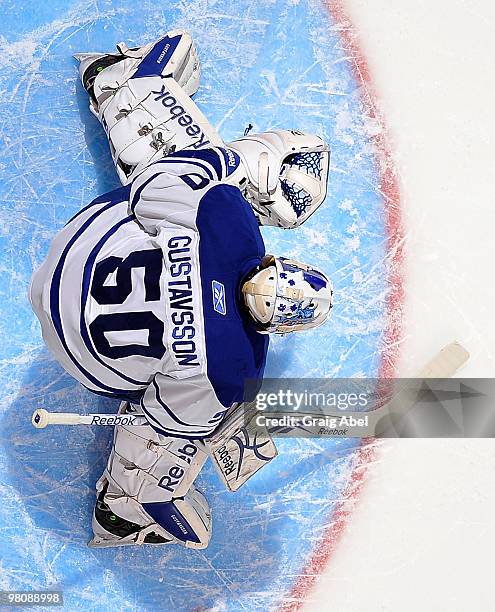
[99,414,208,527]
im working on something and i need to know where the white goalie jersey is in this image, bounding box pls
[30,149,269,438]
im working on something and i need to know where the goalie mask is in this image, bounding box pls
[242,256,333,334]
[228,130,330,229]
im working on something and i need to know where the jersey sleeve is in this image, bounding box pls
[140,371,231,438]
[128,148,241,235]
[131,148,248,438]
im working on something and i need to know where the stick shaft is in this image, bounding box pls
[31,409,148,429]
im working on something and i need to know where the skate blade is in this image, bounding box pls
[88,536,137,549]
[73,52,102,62]
[88,536,175,549]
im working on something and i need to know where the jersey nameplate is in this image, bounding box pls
[166,235,200,366]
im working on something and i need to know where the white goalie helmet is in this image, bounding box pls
[228,130,330,228]
[242,256,334,334]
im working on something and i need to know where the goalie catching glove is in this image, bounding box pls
[229,129,330,228]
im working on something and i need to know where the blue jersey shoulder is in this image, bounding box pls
[196,183,268,406]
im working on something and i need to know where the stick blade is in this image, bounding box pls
[417,341,470,378]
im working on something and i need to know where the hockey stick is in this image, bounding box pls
[263,341,470,438]
[31,409,148,429]
[31,342,469,431]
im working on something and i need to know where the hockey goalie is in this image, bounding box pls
[29,31,333,549]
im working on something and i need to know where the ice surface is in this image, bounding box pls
[303,0,495,609]
[0,1,394,609]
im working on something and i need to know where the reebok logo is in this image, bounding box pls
[226,149,237,167]
[90,415,138,426]
[151,85,210,149]
[157,443,198,493]
[215,444,237,477]
[212,280,226,315]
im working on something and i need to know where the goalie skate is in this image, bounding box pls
[89,480,211,549]
[88,480,174,548]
